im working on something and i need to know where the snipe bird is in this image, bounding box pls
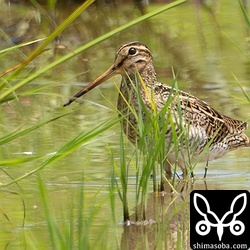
[64,41,249,178]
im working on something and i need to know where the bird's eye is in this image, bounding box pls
[128,47,137,55]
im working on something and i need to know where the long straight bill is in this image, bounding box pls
[63,64,117,107]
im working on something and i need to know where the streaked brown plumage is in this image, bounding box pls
[64,41,249,177]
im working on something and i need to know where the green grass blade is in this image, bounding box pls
[119,127,130,222]
[0,38,46,56]
[7,0,95,77]
[238,0,250,27]
[232,72,250,103]
[38,175,65,249]
[1,116,120,188]
[0,156,40,166]
[0,0,186,102]
[0,111,73,145]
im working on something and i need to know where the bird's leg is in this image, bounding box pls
[164,161,172,179]
[203,160,209,179]
[181,164,196,180]
[178,163,188,179]
[203,141,210,179]
[190,171,195,178]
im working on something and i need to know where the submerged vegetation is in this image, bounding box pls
[0,0,249,248]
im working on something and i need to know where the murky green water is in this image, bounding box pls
[0,0,249,249]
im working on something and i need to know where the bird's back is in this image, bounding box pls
[118,79,249,163]
[152,82,249,158]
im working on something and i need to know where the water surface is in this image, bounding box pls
[0,1,249,249]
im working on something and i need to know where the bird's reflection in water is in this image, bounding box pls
[120,180,209,249]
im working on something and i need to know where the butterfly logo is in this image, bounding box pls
[193,193,247,241]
